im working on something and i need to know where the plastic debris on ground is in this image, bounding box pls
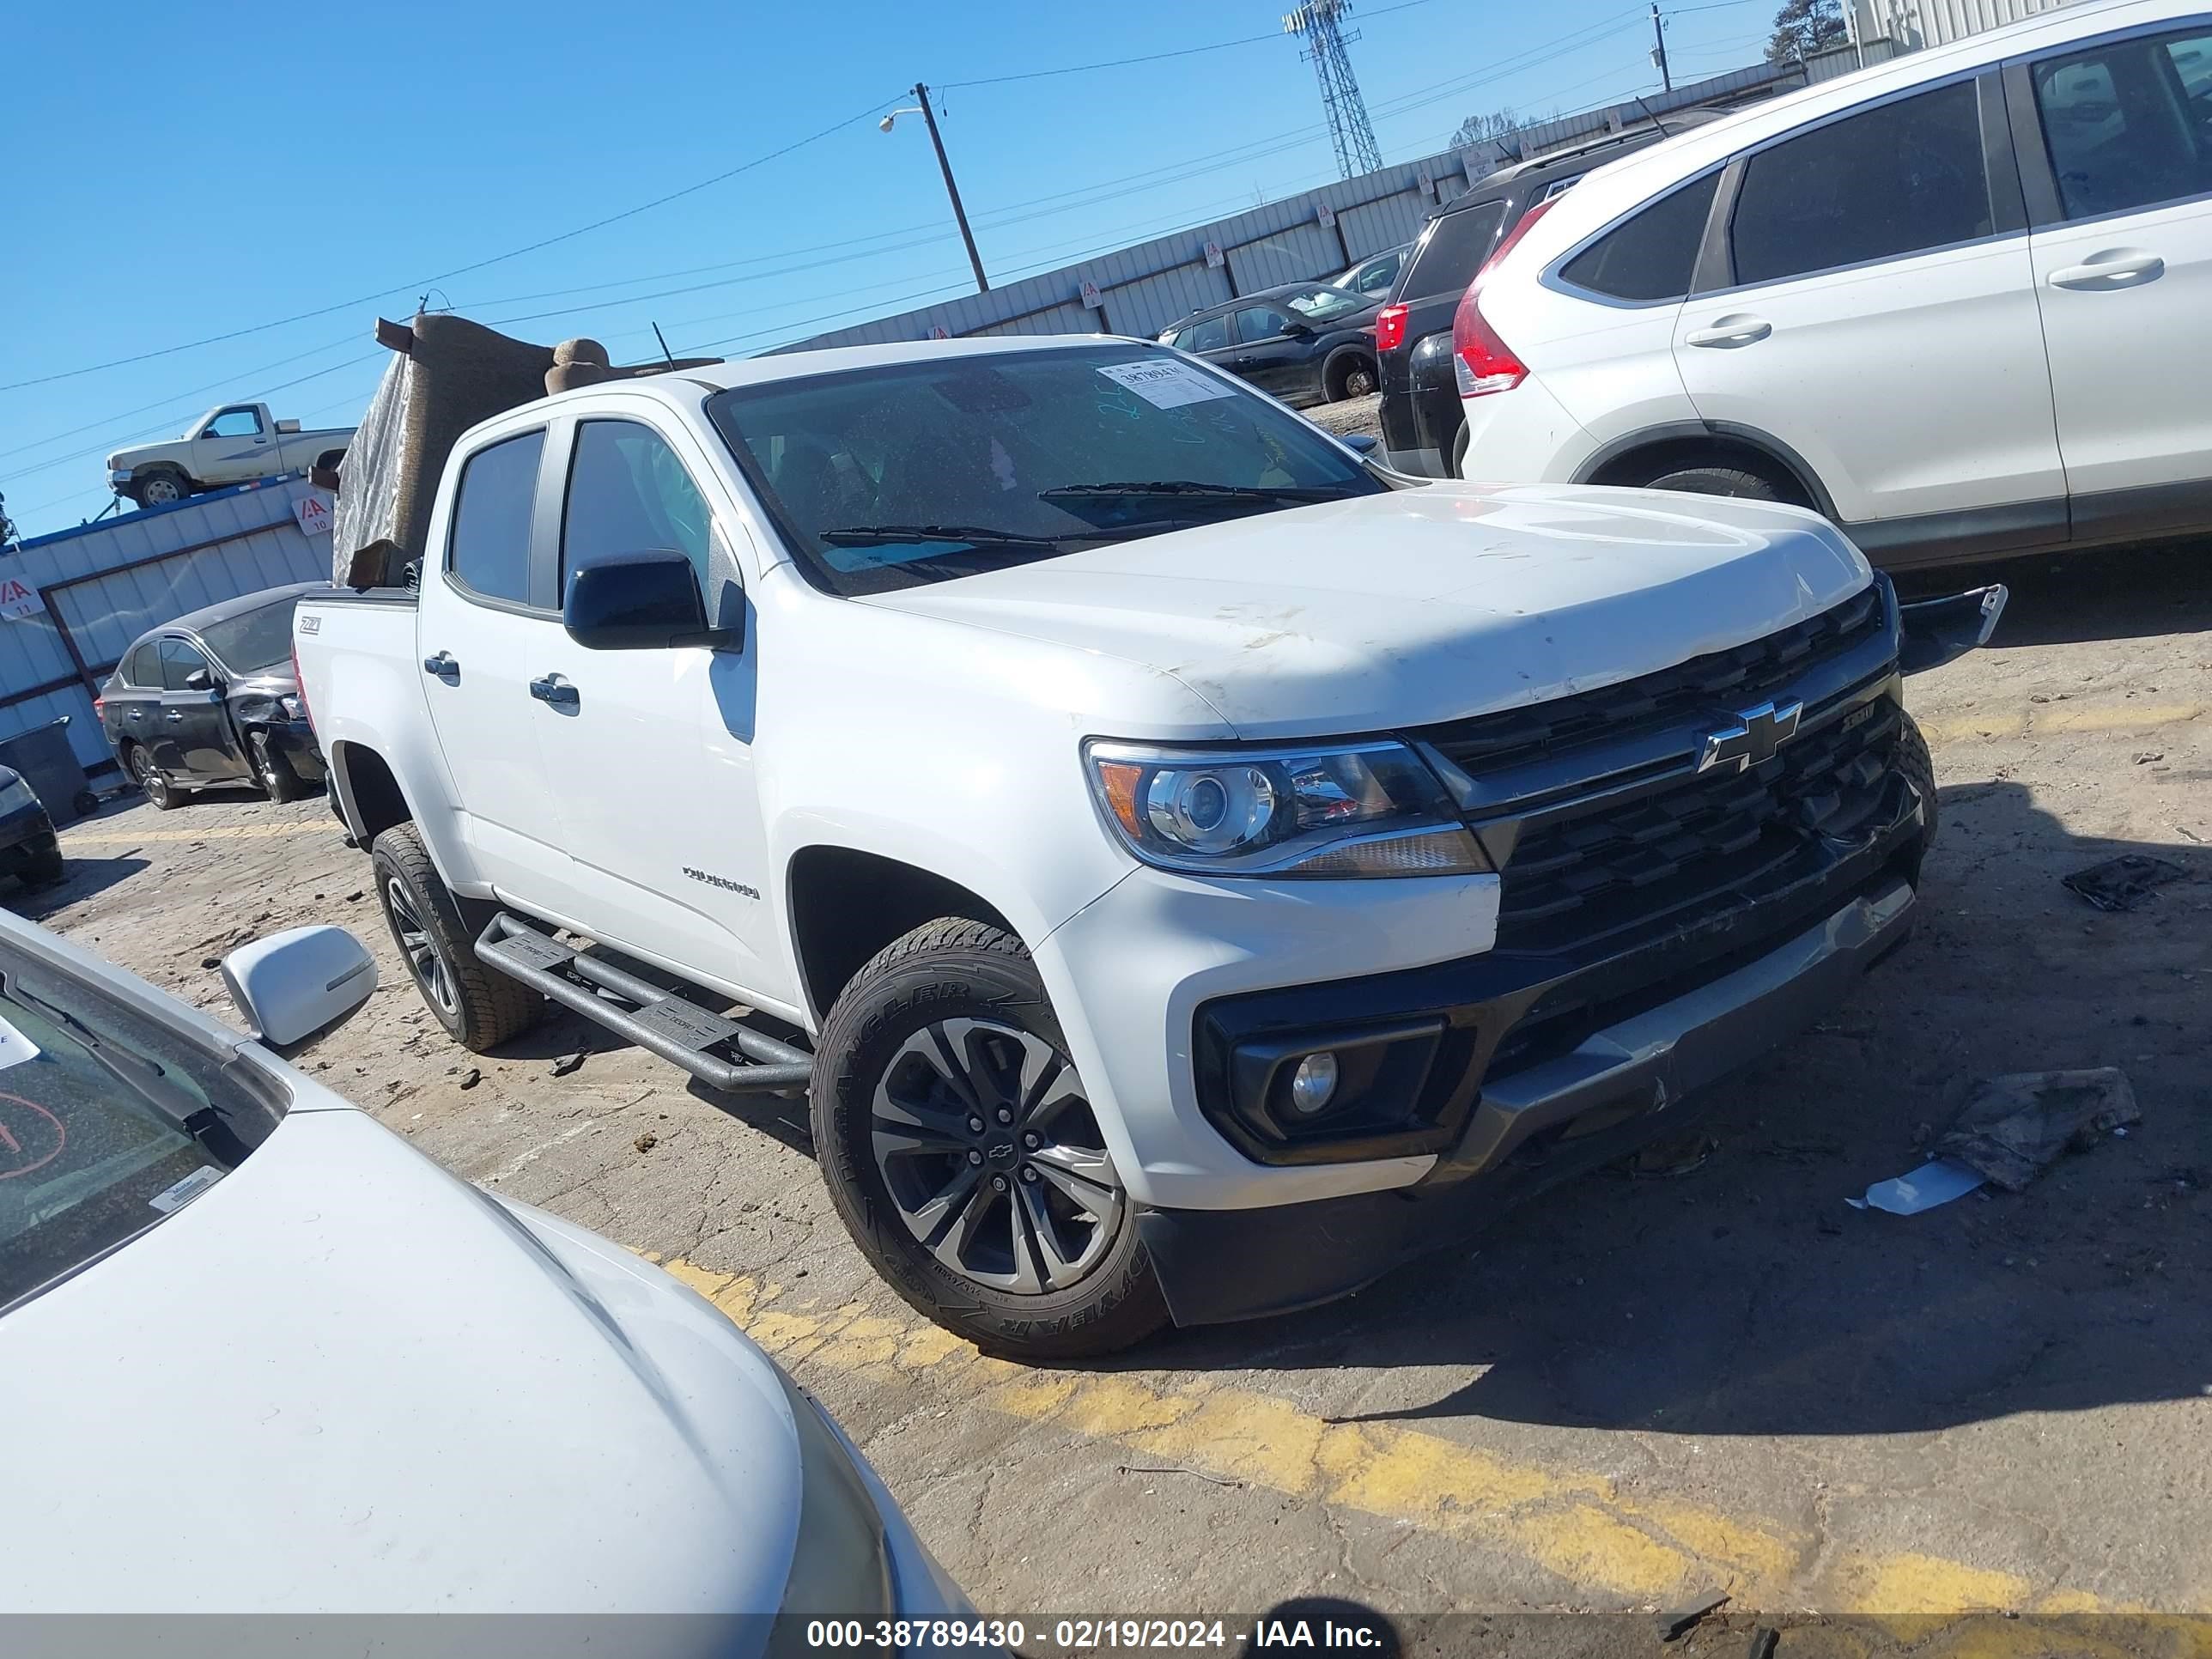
[1850,1158,1986,1214]
[1936,1066,2140,1192]
[2062,854,2186,912]
[1850,1067,2139,1212]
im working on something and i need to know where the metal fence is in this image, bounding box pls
[0,476,331,777]
[776,62,1806,355]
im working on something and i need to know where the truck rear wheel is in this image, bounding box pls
[368,822,544,1053]
[811,917,1169,1361]
[1899,709,1938,850]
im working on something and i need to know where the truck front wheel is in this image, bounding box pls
[811,917,1170,1361]
[129,468,191,508]
[368,822,544,1053]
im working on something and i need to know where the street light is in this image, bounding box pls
[881,82,989,294]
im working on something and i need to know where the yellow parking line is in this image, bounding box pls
[1918,702,2203,743]
[62,821,331,847]
[653,1258,2143,1615]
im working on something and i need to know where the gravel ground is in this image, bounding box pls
[16,537,2209,1626]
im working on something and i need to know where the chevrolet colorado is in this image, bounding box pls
[292,333,1999,1360]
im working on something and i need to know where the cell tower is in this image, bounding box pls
[1283,0,1385,179]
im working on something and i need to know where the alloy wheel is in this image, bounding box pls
[871,1017,1123,1294]
[385,876,459,1019]
[129,747,169,807]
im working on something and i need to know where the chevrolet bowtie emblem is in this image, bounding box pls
[1698,699,1804,774]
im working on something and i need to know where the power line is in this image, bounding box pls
[0,94,905,397]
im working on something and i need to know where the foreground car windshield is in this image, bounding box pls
[0,945,276,1312]
[197,596,304,675]
[706,343,1383,595]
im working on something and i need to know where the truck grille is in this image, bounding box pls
[1493,695,1899,954]
[1425,585,1886,777]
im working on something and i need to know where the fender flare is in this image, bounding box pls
[1571,421,1839,521]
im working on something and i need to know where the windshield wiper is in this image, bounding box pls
[1038,480,1353,505]
[0,975,254,1166]
[819,523,1080,550]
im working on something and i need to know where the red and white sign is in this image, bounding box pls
[293,494,332,538]
[0,574,45,622]
[928,324,951,340]
[1079,278,1103,310]
[1317,203,1336,229]
[1202,240,1225,270]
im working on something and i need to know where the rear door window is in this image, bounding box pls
[1232,305,1291,343]
[2031,27,2212,219]
[1729,80,1992,286]
[1174,315,1231,354]
[1561,172,1722,301]
[121,641,160,687]
[1395,199,1509,300]
[447,430,546,605]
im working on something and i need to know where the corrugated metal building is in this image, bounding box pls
[778,62,1804,355]
[0,477,331,778]
[1848,0,2072,54]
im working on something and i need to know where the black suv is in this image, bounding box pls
[1376,113,1721,477]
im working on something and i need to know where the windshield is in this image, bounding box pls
[705,344,1382,596]
[0,940,279,1313]
[1281,285,1368,324]
[198,594,304,674]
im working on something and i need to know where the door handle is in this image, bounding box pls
[129,708,145,720]
[165,712,185,723]
[2048,251,2164,290]
[528,673,579,709]
[1686,315,1772,348]
[422,651,460,682]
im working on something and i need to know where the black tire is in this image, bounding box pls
[811,917,1170,1362]
[368,821,543,1052]
[23,844,65,887]
[71,787,100,817]
[1639,464,1792,504]
[250,732,307,803]
[128,468,191,508]
[124,743,179,811]
[1899,708,1938,851]
[1323,348,1378,403]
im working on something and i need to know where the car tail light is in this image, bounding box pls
[91,695,105,719]
[1374,304,1408,353]
[1451,198,1558,399]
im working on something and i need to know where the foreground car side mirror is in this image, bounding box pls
[564,550,743,652]
[222,926,378,1046]
[1340,433,1380,457]
[1899,584,2007,675]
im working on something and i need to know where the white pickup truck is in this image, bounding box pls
[292,335,2000,1359]
[108,402,355,508]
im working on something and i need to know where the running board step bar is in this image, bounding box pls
[474,914,812,1094]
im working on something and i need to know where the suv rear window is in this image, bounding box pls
[1560,172,1720,301]
[1729,80,1991,287]
[447,430,546,605]
[1395,199,1508,301]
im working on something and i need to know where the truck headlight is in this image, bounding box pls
[1085,739,1487,878]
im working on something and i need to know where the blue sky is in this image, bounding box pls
[3,0,1776,538]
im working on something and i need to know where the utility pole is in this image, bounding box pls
[914,83,988,294]
[1650,2,1673,93]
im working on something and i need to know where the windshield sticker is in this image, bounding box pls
[0,1092,65,1182]
[0,1014,39,1073]
[1096,359,1237,410]
[149,1164,223,1214]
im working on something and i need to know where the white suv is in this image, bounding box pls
[1453,0,2212,568]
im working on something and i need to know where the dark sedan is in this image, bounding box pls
[1158,283,1381,408]
[96,582,331,810]
[0,767,63,890]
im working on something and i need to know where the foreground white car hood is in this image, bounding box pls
[0,1105,804,1613]
[863,482,1872,739]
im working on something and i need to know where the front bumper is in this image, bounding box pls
[1141,867,1917,1327]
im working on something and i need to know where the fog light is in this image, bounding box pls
[1287,1051,1340,1118]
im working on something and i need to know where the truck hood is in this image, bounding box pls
[859,482,1872,738]
[0,1105,805,1614]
